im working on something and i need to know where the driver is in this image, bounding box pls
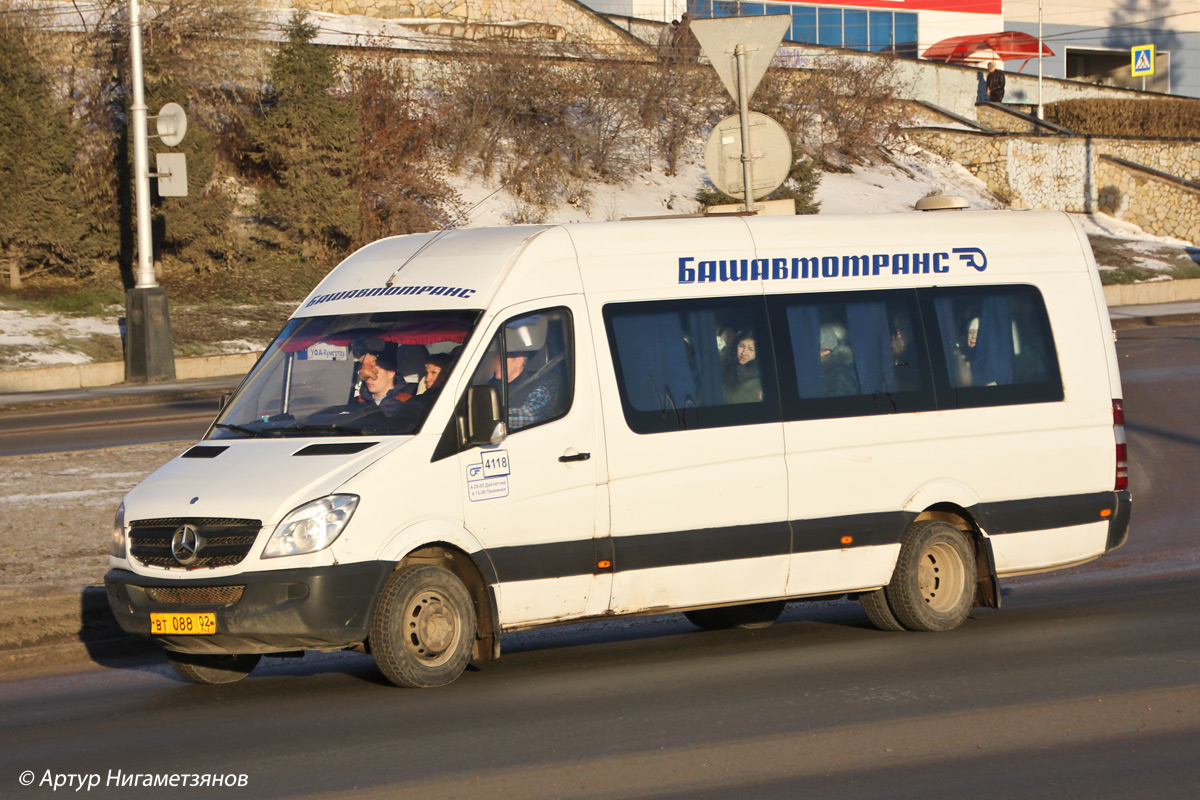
[491,349,563,430]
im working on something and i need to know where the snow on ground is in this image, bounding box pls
[0,306,122,367]
[0,146,1181,370]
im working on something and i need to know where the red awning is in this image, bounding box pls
[922,31,1053,64]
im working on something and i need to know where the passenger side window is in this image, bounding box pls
[604,298,779,434]
[929,285,1062,407]
[770,290,934,420]
[469,308,573,433]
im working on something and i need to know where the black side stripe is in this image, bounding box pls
[482,492,1118,584]
[971,492,1117,535]
[792,511,915,552]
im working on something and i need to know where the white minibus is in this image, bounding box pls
[105,208,1131,686]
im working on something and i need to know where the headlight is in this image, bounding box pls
[262,495,359,559]
[111,502,127,558]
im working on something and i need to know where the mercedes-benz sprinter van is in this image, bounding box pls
[105,209,1130,687]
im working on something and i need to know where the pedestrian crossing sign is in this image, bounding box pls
[1132,45,1155,77]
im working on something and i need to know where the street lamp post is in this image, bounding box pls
[1037,0,1044,119]
[125,0,176,383]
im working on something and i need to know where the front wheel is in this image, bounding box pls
[370,565,476,688]
[166,651,261,684]
[884,520,976,632]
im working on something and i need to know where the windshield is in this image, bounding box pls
[209,310,479,439]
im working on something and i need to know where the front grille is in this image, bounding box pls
[129,517,262,570]
[143,585,246,605]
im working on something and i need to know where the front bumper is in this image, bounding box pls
[104,562,394,655]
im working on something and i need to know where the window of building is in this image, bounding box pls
[690,4,919,57]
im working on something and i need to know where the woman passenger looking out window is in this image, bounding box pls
[723,330,763,403]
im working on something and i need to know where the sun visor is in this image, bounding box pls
[504,315,547,353]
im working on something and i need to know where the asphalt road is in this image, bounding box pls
[0,390,226,456]
[0,325,1198,799]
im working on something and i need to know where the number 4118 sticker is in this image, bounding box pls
[467,450,510,501]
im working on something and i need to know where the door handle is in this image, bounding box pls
[559,450,591,462]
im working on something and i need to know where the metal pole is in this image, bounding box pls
[736,43,755,213]
[123,0,175,383]
[1037,0,1044,119]
[129,0,156,289]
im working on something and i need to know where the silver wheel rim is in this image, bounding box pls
[404,591,461,667]
[918,541,966,612]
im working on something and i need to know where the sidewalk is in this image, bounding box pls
[0,374,243,409]
[1107,300,1200,328]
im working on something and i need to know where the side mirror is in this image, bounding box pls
[218,391,233,411]
[464,385,507,446]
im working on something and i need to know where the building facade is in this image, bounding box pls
[587,0,1200,98]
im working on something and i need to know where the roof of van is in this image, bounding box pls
[293,210,1091,317]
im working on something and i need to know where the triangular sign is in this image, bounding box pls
[691,15,791,104]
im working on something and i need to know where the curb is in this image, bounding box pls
[0,352,260,394]
[1103,277,1200,307]
[0,587,160,681]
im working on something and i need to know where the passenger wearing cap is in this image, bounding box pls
[354,339,409,416]
[819,322,859,397]
[488,350,560,430]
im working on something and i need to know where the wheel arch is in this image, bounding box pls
[912,502,1000,610]
[375,521,501,662]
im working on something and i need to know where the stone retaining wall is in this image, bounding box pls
[909,124,1200,241]
[1097,157,1200,244]
[266,0,637,46]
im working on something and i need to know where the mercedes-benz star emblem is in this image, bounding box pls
[170,524,204,566]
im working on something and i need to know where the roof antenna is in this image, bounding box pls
[384,180,513,287]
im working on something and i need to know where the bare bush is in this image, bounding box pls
[638,60,725,176]
[561,60,647,180]
[759,53,910,168]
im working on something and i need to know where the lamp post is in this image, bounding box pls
[1037,0,1044,119]
[125,0,176,382]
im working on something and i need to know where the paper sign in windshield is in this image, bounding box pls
[301,344,350,361]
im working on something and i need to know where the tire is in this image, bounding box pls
[859,588,907,632]
[884,520,976,632]
[166,651,261,684]
[370,564,476,688]
[684,600,786,631]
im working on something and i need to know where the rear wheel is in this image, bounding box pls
[370,564,476,688]
[684,600,786,630]
[166,651,261,684]
[884,521,976,632]
[859,588,907,632]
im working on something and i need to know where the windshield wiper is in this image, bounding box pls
[278,422,367,437]
[213,422,279,438]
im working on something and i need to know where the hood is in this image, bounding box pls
[120,438,401,526]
